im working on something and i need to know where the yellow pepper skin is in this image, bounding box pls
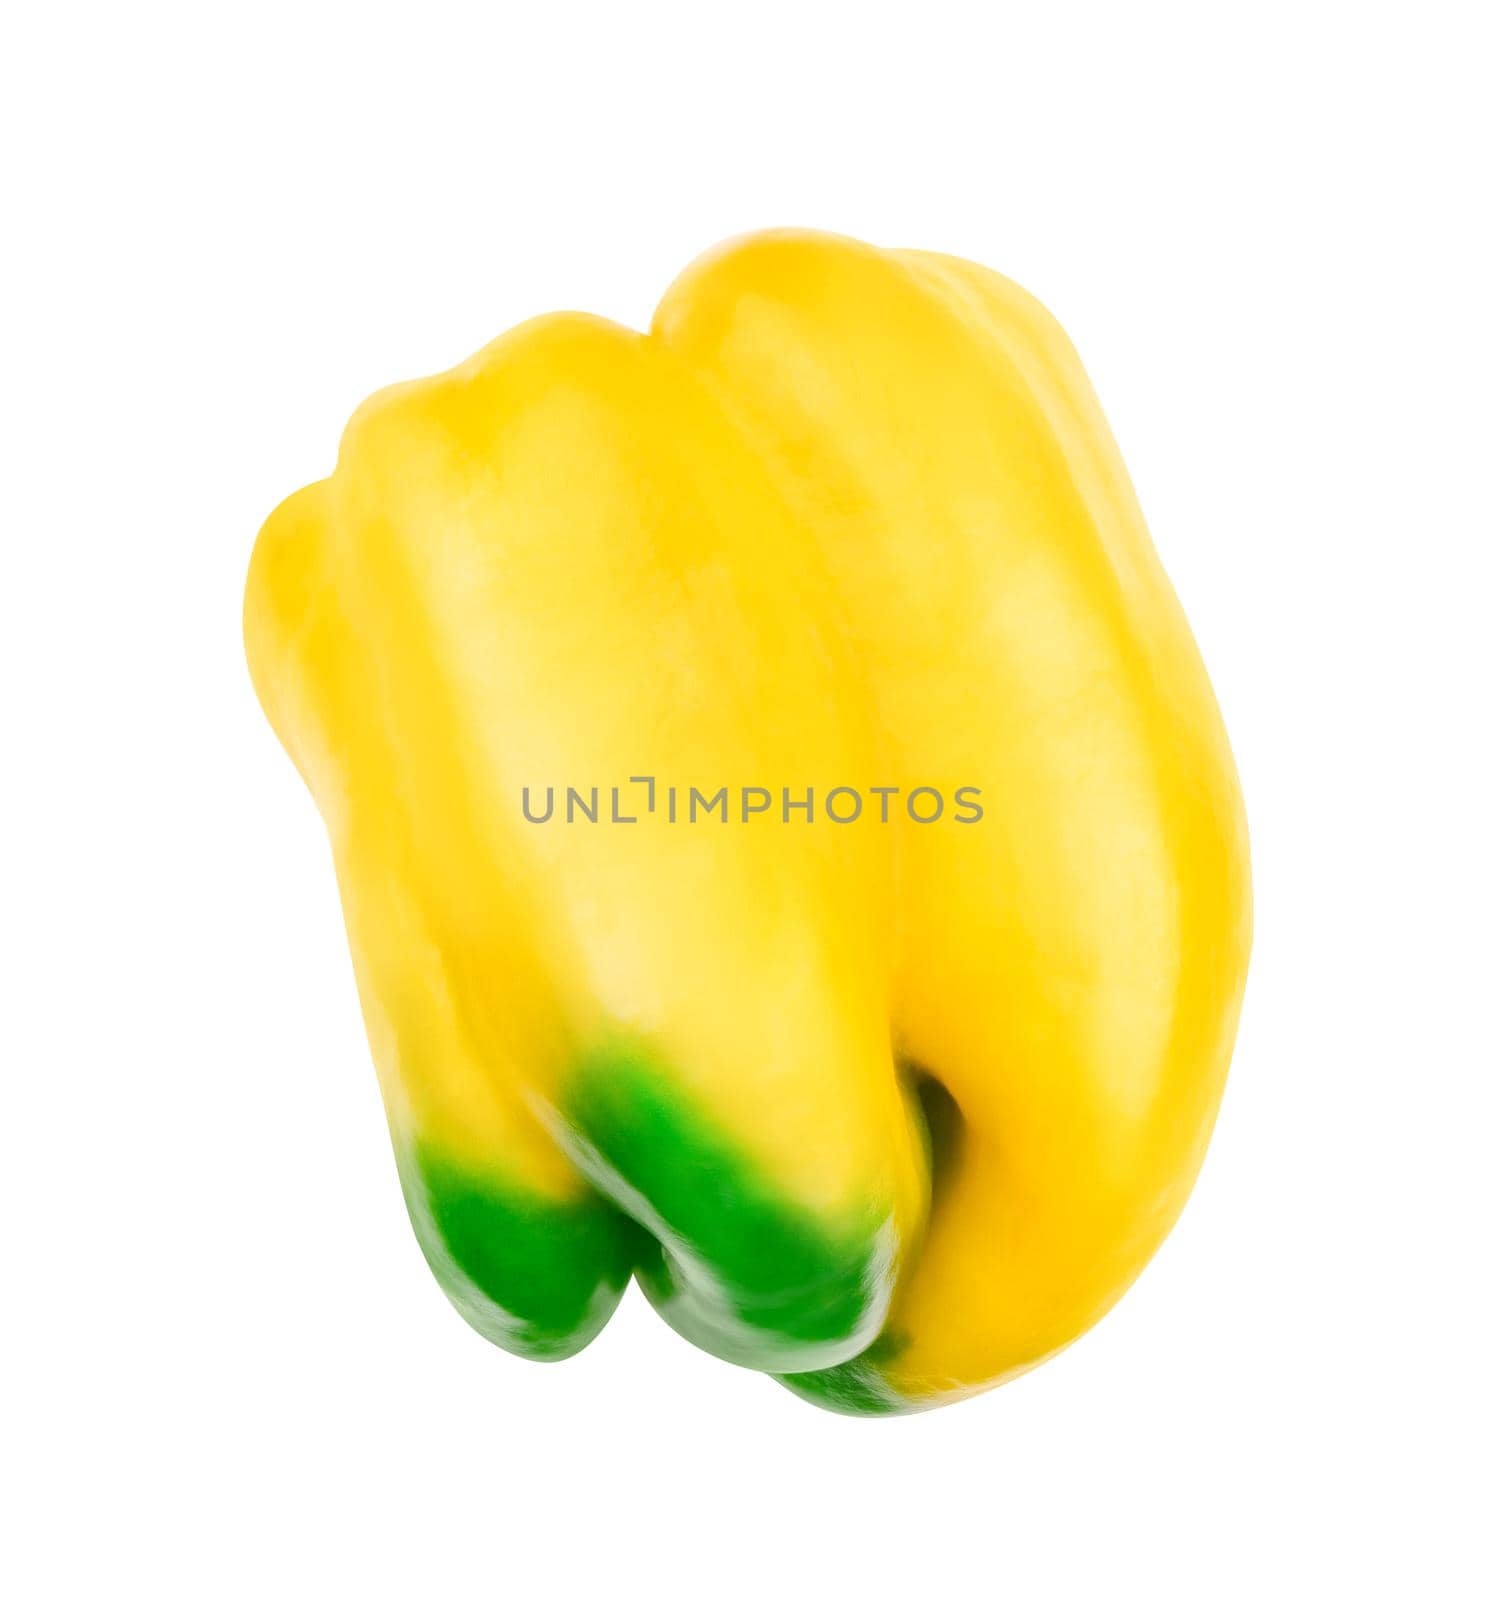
[245,229,1251,1413]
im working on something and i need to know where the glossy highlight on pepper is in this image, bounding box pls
[244,229,1252,1414]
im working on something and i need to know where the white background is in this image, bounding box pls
[4,4,1493,1594]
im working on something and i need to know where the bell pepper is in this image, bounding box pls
[244,228,1251,1413]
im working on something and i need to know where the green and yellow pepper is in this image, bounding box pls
[245,229,1251,1413]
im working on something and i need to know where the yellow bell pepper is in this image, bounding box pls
[244,228,1251,1413]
